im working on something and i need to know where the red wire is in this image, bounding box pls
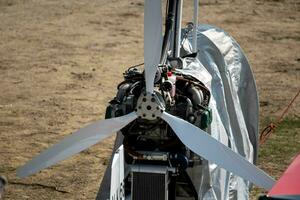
[259,89,300,145]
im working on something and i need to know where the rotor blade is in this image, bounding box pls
[161,112,275,190]
[17,112,137,178]
[144,0,163,93]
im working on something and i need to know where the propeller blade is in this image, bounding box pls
[144,0,163,93]
[17,112,137,178]
[161,112,275,190]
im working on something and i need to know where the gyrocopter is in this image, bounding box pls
[17,0,276,199]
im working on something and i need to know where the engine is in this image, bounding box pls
[105,61,212,199]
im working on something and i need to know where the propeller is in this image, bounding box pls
[17,0,275,192]
[161,112,275,190]
[144,0,163,93]
[17,112,137,178]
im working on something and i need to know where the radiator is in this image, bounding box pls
[131,165,170,200]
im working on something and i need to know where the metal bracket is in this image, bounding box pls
[135,92,165,120]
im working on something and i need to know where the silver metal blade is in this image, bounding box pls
[17,112,137,178]
[161,112,275,190]
[144,0,163,93]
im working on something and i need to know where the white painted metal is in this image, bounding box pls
[110,145,125,200]
[192,0,199,52]
[17,112,137,178]
[161,111,275,190]
[144,0,163,93]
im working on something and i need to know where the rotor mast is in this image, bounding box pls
[173,0,199,57]
[173,0,183,58]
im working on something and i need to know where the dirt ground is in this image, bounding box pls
[0,0,299,199]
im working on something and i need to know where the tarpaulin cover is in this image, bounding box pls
[176,24,259,200]
[97,24,259,200]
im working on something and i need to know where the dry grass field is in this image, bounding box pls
[0,0,299,199]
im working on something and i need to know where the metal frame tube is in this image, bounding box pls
[161,0,176,63]
[174,0,183,58]
[192,0,199,52]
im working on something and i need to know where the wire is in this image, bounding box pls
[259,89,300,145]
[129,62,144,69]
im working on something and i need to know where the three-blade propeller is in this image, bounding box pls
[17,0,275,192]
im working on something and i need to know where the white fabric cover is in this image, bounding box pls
[176,24,259,200]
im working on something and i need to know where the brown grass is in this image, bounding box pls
[0,0,299,199]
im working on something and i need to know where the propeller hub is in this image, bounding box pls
[135,92,165,120]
